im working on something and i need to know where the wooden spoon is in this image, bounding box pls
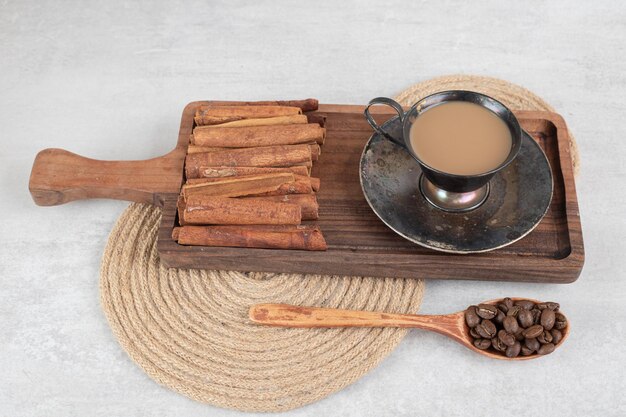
[249,298,569,361]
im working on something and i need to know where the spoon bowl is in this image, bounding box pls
[459,298,569,360]
[249,297,569,361]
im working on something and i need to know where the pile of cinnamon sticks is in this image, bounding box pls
[172,99,328,251]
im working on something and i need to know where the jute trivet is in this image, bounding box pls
[100,203,425,412]
[100,75,577,412]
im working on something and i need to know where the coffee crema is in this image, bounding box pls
[409,101,512,176]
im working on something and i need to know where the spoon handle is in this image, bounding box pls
[249,303,459,331]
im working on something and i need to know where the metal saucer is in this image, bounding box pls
[359,116,553,254]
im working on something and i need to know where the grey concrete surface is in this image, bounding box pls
[1,0,625,416]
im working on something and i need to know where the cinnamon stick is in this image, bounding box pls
[177,195,186,224]
[190,165,310,179]
[185,145,312,177]
[195,105,302,126]
[306,113,327,127]
[187,145,222,154]
[310,177,320,192]
[241,194,319,220]
[186,174,316,195]
[179,196,301,225]
[202,98,319,112]
[182,173,294,199]
[309,143,321,160]
[299,164,312,176]
[188,143,320,161]
[250,182,308,196]
[173,225,327,251]
[191,124,326,147]
[206,114,308,128]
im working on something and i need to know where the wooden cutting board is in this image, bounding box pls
[29,102,584,283]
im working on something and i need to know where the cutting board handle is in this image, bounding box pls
[29,148,185,206]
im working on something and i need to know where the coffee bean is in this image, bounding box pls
[476,319,497,338]
[492,337,507,352]
[554,312,568,330]
[538,330,554,344]
[506,341,521,358]
[515,300,535,310]
[532,308,542,324]
[470,327,481,339]
[541,309,556,330]
[494,308,506,325]
[525,337,540,352]
[465,299,566,358]
[523,324,544,339]
[546,302,560,311]
[474,338,492,350]
[518,309,534,328]
[503,316,519,334]
[465,305,481,328]
[538,343,556,355]
[498,330,516,347]
[537,302,559,311]
[537,301,560,312]
[477,304,498,319]
[507,305,521,317]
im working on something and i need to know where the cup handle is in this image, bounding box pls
[364,97,407,148]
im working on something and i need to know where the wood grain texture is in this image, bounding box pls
[28,102,194,206]
[158,102,584,283]
[27,101,583,282]
[248,297,569,361]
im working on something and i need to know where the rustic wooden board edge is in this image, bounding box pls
[28,102,196,207]
[516,111,584,278]
[156,103,584,284]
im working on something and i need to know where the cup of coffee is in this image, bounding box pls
[364,91,522,212]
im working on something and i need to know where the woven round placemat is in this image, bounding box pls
[100,203,425,412]
[100,75,577,412]
[394,74,580,175]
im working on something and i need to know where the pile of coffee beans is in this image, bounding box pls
[465,298,567,358]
